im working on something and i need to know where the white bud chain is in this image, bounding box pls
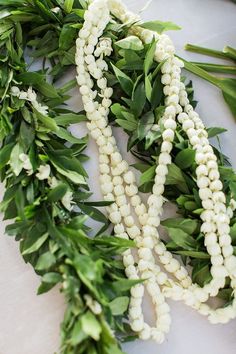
[75,0,236,343]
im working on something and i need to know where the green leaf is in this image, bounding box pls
[140,165,155,185]
[116,119,137,131]
[165,163,189,193]
[0,143,14,170]
[48,153,87,185]
[151,74,163,109]
[94,236,133,249]
[141,20,181,34]
[230,223,236,244]
[154,105,165,122]
[9,143,24,176]
[35,252,56,270]
[77,203,107,223]
[22,233,48,255]
[113,278,143,292]
[111,103,125,119]
[144,39,156,75]
[37,272,62,295]
[59,24,76,51]
[15,187,25,220]
[161,218,198,234]
[192,262,212,287]
[54,113,87,126]
[131,81,146,117]
[175,148,196,169]
[0,185,18,212]
[64,0,74,13]
[71,321,88,346]
[132,163,150,173]
[111,63,133,96]
[145,130,161,150]
[19,121,35,151]
[109,296,129,315]
[81,311,102,341]
[33,110,59,132]
[229,181,236,200]
[17,72,59,98]
[222,90,236,119]
[115,36,144,51]
[138,111,154,140]
[145,75,152,102]
[47,184,68,202]
[165,227,197,250]
[54,128,87,145]
[73,254,99,283]
[175,250,210,259]
[207,127,227,138]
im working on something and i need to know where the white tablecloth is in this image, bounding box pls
[1,1,236,353]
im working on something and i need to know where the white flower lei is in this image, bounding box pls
[75,0,236,343]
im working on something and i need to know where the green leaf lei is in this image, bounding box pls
[0,1,137,353]
[0,0,236,353]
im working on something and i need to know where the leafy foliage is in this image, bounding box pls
[0,2,135,353]
[102,20,236,293]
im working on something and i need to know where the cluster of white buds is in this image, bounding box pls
[36,164,51,180]
[76,0,236,343]
[11,86,48,115]
[84,294,102,315]
[19,153,33,175]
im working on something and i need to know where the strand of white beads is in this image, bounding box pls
[107,0,194,289]
[102,0,236,323]
[76,0,172,342]
[173,87,236,323]
[108,0,201,297]
[78,0,236,336]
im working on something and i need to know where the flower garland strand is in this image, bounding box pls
[76,0,236,343]
[108,0,236,318]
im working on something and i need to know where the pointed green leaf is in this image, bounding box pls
[109,296,129,315]
[64,0,74,13]
[111,63,133,96]
[144,39,157,75]
[207,127,227,138]
[140,165,155,185]
[141,20,181,34]
[175,148,196,169]
[34,110,59,132]
[145,75,152,102]
[35,252,56,270]
[47,184,68,202]
[165,227,197,250]
[22,233,48,255]
[138,111,154,140]
[116,36,144,51]
[54,113,87,126]
[0,143,14,170]
[81,311,102,341]
[161,218,198,234]
[9,143,24,176]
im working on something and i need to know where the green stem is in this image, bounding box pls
[179,57,220,87]
[223,46,236,61]
[190,62,236,75]
[185,43,234,62]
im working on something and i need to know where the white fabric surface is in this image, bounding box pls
[1,0,236,353]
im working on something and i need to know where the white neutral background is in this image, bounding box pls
[1,0,236,353]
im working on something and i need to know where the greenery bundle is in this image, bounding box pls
[0,0,236,353]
